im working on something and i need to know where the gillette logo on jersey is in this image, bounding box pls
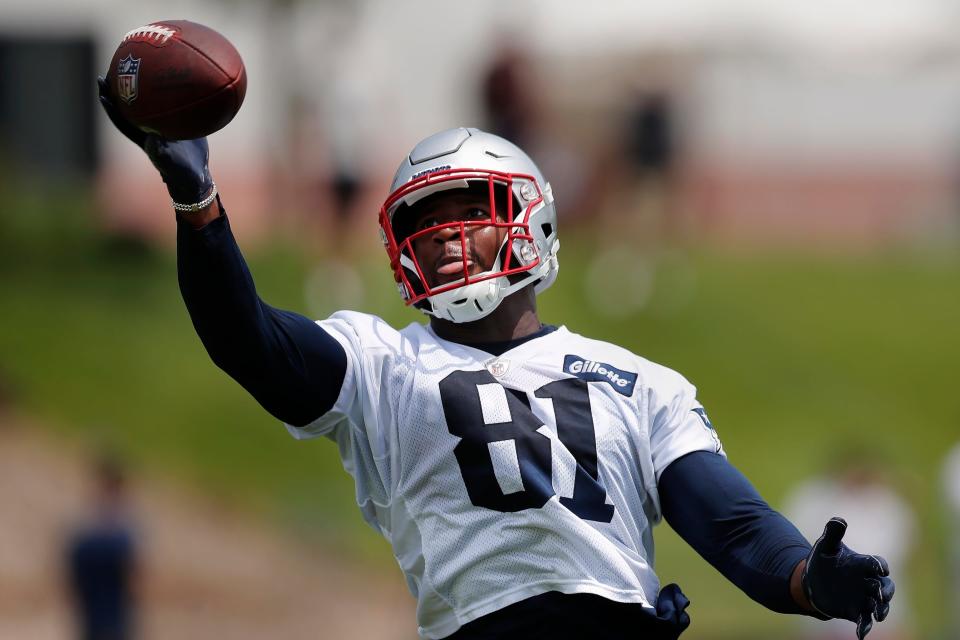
[563,355,638,396]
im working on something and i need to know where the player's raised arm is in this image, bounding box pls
[97,79,346,427]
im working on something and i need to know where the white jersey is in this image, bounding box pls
[285,311,724,639]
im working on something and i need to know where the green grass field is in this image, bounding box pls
[1,192,956,638]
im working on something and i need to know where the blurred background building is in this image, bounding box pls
[2,0,960,243]
[1,1,958,639]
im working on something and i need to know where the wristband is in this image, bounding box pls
[172,182,217,213]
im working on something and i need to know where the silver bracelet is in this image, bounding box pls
[172,182,218,213]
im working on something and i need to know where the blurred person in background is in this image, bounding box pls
[784,447,916,640]
[64,454,139,640]
[620,89,678,241]
[943,442,960,638]
[479,42,536,151]
[479,42,592,226]
[98,64,896,638]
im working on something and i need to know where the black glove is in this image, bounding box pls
[654,583,691,639]
[97,76,214,206]
[802,517,895,639]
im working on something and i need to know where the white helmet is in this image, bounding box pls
[379,127,559,323]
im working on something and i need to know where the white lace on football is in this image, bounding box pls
[123,24,177,44]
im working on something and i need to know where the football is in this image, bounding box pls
[107,20,246,140]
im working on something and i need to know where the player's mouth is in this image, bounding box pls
[431,248,480,286]
[435,255,474,275]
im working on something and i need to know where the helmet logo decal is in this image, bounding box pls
[409,165,451,181]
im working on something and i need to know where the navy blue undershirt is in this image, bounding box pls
[176,210,812,619]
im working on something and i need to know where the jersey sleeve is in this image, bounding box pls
[282,311,399,535]
[646,366,725,482]
[282,312,363,440]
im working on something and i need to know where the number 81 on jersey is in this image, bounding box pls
[439,369,615,523]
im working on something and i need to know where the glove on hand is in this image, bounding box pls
[97,76,214,205]
[654,583,691,639]
[802,517,895,639]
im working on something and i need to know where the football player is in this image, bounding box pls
[98,80,894,640]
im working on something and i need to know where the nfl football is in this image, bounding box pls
[107,20,246,140]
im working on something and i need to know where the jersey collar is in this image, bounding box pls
[426,323,560,357]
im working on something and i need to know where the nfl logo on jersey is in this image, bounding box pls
[116,54,141,104]
[485,358,511,378]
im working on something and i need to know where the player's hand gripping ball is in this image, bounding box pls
[106,20,246,140]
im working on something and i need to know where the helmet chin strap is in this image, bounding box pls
[428,277,506,323]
